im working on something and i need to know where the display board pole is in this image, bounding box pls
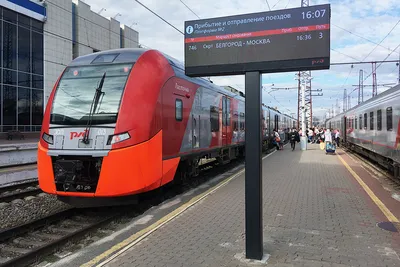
[300,83,307,150]
[244,71,263,260]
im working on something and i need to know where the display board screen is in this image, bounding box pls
[184,4,331,76]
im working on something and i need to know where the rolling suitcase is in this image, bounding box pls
[325,142,336,154]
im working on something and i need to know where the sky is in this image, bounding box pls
[83,0,400,119]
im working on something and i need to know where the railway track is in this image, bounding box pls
[0,180,41,203]
[0,207,122,267]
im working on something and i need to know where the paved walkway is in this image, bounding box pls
[99,145,400,267]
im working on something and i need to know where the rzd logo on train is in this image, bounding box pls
[70,130,87,140]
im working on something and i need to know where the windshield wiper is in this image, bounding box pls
[82,72,106,144]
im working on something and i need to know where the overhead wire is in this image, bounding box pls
[179,0,200,19]
[361,19,400,61]
[134,0,184,35]
[265,0,271,11]
[333,24,399,55]
[271,0,284,10]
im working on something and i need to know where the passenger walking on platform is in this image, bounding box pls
[308,128,314,143]
[290,128,300,151]
[320,128,325,142]
[335,129,340,147]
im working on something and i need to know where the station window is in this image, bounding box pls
[210,106,219,132]
[387,107,393,131]
[359,115,362,129]
[355,118,358,129]
[377,109,382,131]
[175,99,183,121]
[370,111,374,130]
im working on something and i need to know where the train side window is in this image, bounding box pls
[364,113,367,129]
[210,106,219,132]
[355,118,358,129]
[233,111,238,130]
[387,107,393,131]
[226,98,231,126]
[359,115,362,129]
[175,99,183,121]
[370,111,374,130]
[240,112,245,130]
[377,109,382,131]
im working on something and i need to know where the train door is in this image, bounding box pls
[274,114,279,131]
[222,96,229,146]
[232,111,238,143]
[342,116,347,143]
[192,93,201,149]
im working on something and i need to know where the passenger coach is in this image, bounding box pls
[326,84,400,177]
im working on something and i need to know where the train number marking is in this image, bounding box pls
[97,129,106,135]
[54,129,64,135]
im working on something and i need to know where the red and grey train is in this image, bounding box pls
[38,48,296,207]
[326,84,400,177]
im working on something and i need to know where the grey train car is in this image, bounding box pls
[262,105,297,150]
[326,84,400,177]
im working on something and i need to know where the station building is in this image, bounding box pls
[0,0,139,133]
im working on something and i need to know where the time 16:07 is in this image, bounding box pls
[302,9,326,19]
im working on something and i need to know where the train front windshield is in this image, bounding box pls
[50,63,132,125]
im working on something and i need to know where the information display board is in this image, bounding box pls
[184,4,331,77]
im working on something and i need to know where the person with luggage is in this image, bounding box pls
[273,129,280,150]
[324,128,336,154]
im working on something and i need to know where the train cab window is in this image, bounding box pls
[210,106,219,132]
[377,109,382,131]
[364,113,367,129]
[387,107,393,131]
[370,111,374,130]
[175,99,183,121]
[355,118,358,129]
[359,115,362,129]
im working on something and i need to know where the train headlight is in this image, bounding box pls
[107,132,130,145]
[42,132,54,145]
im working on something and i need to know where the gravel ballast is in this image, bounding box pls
[0,193,72,230]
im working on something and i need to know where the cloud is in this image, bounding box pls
[84,0,400,118]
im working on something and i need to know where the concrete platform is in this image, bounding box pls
[54,144,400,267]
[0,164,37,186]
[0,137,38,168]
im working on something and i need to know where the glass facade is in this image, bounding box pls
[0,7,44,132]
